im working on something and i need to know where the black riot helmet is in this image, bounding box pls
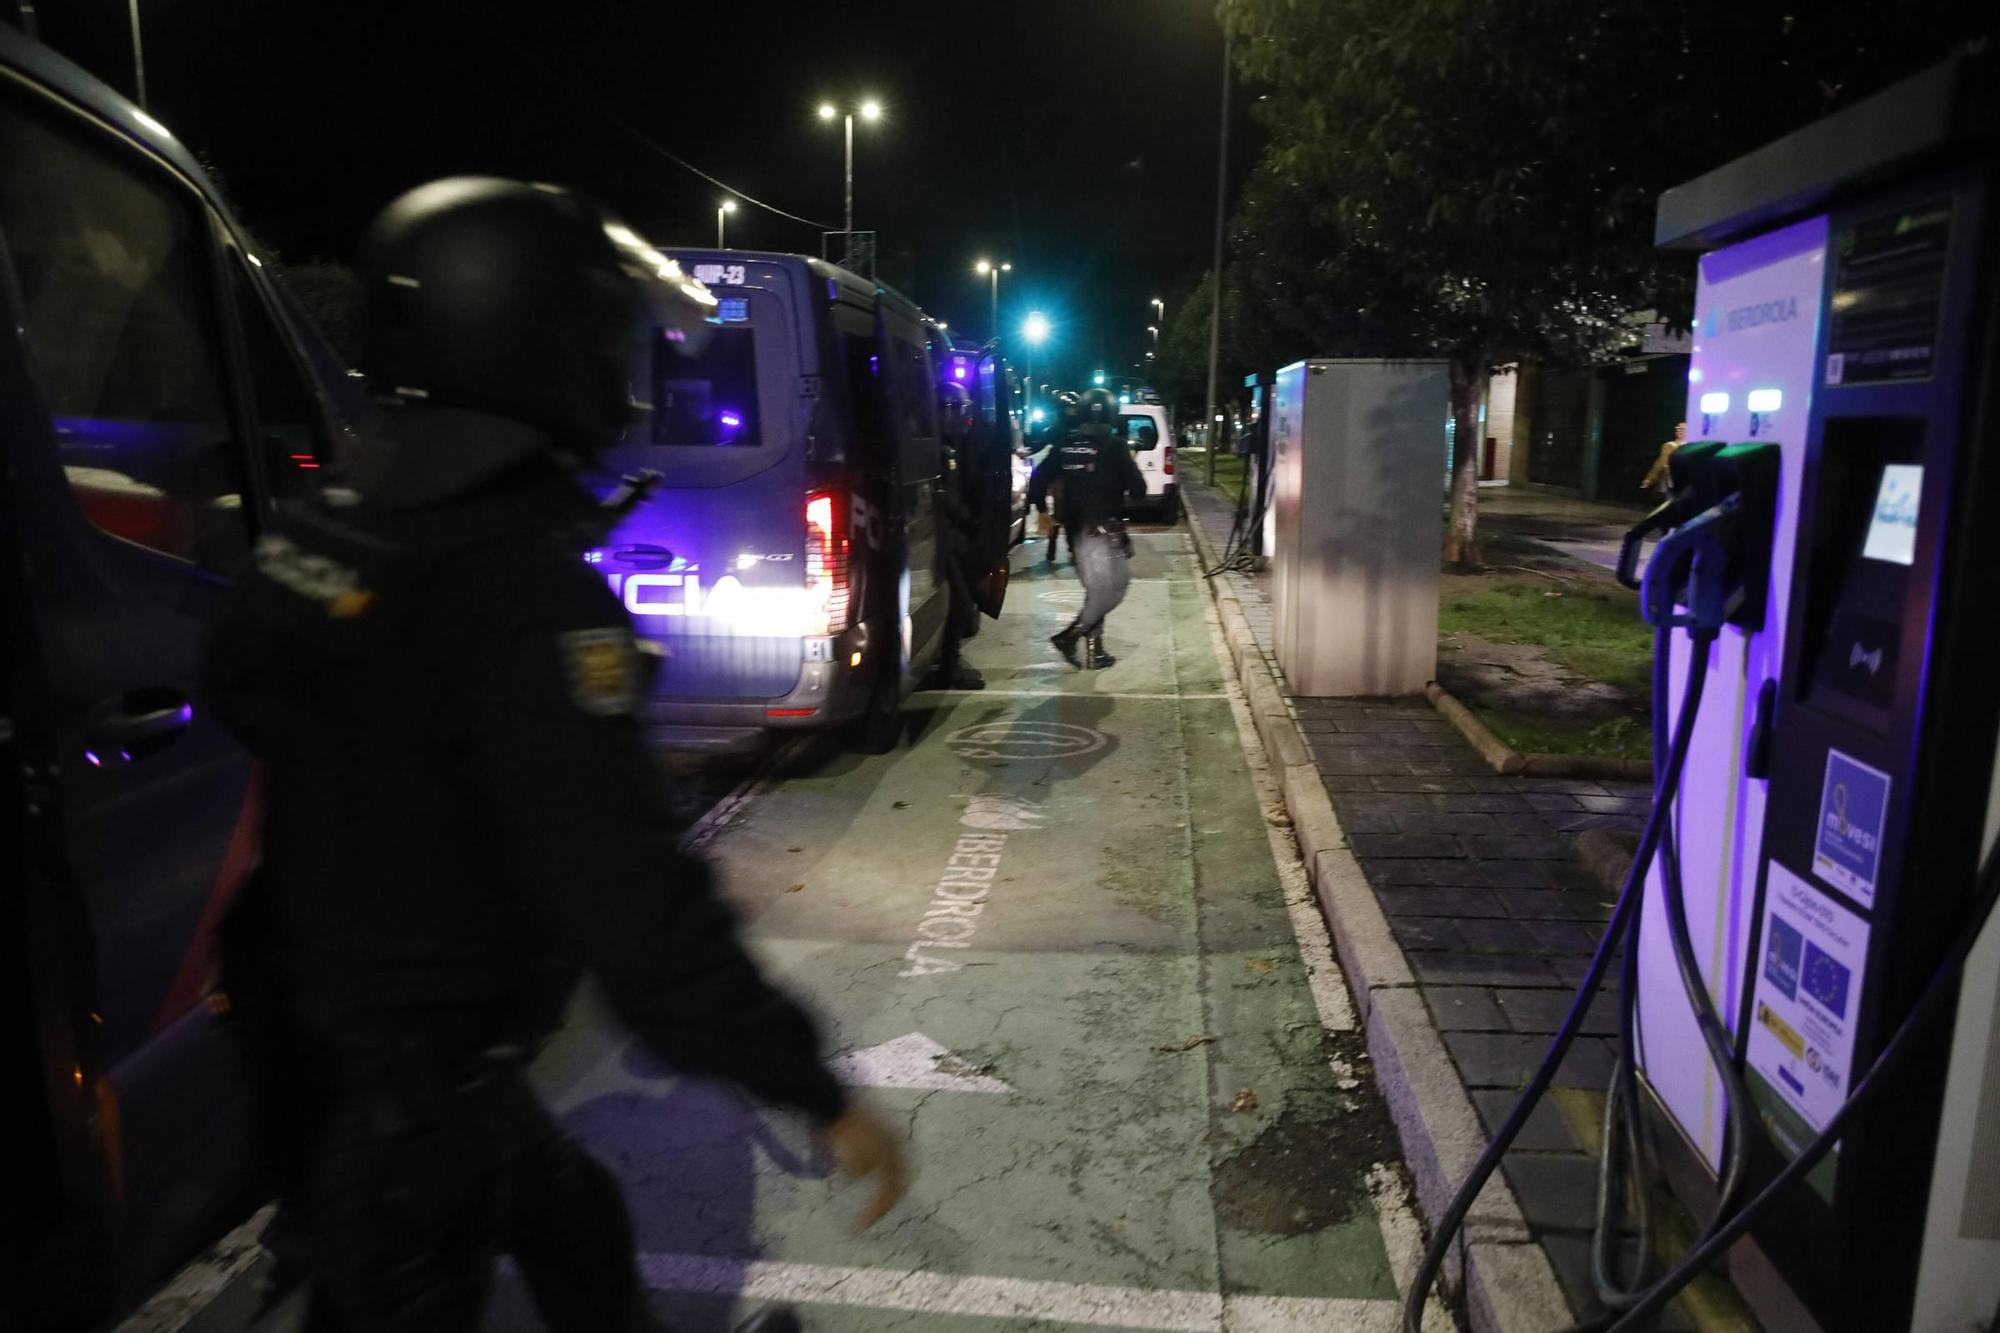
[356,178,715,493]
[940,381,975,441]
[1051,389,1083,427]
[1082,387,1119,427]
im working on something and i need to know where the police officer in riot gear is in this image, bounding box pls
[929,380,986,690]
[1026,389,1083,567]
[204,178,906,1333]
[1038,387,1146,669]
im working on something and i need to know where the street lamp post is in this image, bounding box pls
[1205,38,1232,485]
[818,98,882,258]
[128,0,147,109]
[716,198,737,249]
[1151,297,1165,323]
[1021,311,1050,419]
[974,259,1011,342]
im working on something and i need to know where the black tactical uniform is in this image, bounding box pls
[930,381,986,690]
[1027,390,1083,567]
[1043,389,1146,669]
[205,180,847,1333]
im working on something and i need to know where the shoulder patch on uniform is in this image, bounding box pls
[558,628,640,717]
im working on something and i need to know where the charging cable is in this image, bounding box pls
[1401,634,1714,1333]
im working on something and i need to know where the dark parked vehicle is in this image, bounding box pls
[0,24,362,1326]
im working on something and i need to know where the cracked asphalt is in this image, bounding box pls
[485,530,1422,1332]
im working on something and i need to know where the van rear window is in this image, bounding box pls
[649,323,759,447]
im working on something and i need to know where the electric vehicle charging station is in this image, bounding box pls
[1635,52,2000,1333]
[1405,48,2000,1333]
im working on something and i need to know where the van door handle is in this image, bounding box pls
[615,544,675,570]
[85,691,194,763]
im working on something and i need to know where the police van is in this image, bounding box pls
[0,25,363,1327]
[596,251,968,753]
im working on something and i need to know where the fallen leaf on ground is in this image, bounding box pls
[1263,804,1292,827]
[1231,1087,1259,1113]
[892,800,910,809]
[787,846,803,853]
[786,883,806,894]
[1156,1033,1218,1053]
[1245,958,1276,974]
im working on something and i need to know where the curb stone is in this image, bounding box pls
[1182,500,1569,1332]
[1425,682,1652,783]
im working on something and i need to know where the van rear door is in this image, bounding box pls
[598,280,809,701]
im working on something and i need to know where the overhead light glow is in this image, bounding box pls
[860,100,883,121]
[1022,312,1051,345]
[720,199,737,213]
[975,259,991,274]
[1699,391,1730,415]
[817,103,837,120]
[1747,388,1783,413]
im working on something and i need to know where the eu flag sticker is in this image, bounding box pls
[1813,749,1890,907]
[1764,916,1804,1001]
[1800,942,1853,1019]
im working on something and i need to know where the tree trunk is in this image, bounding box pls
[1443,351,1484,569]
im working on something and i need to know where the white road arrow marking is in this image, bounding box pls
[829,1032,1012,1094]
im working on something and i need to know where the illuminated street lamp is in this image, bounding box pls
[1021,311,1051,416]
[1151,297,1165,321]
[974,258,1012,341]
[817,98,884,247]
[716,198,737,248]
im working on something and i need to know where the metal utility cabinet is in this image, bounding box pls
[1269,359,1448,697]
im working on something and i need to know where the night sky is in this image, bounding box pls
[32,0,1253,386]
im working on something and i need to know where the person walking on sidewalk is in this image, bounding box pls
[1641,420,1688,497]
[1046,387,1147,670]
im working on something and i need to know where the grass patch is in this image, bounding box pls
[1439,582,1654,695]
[1479,710,1650,759]
[1186,449,1249,496]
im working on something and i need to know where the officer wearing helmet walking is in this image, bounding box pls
[1026,389,1083,567]
[203,179,906,1332]
[1035,387,1146,669]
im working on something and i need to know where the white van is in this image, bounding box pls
[1116,404,1178,521]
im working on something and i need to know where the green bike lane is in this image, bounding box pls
[496,533,1426,1332]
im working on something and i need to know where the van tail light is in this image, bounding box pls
[804,490,852,635]
[1163,445,1175,476]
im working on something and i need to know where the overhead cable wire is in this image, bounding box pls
[536,60,836,233]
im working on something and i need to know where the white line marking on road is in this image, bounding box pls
[636,1253,1398,1331]
[930,689,1226,699]
[829,1032,1012,1093]
[114,1205,275,1333]
[1204,593,1358,1034]
[1190,517,1439,1324]
[1369,1163,1456,1332]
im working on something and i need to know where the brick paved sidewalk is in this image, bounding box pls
[1184,481,1727,1331]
